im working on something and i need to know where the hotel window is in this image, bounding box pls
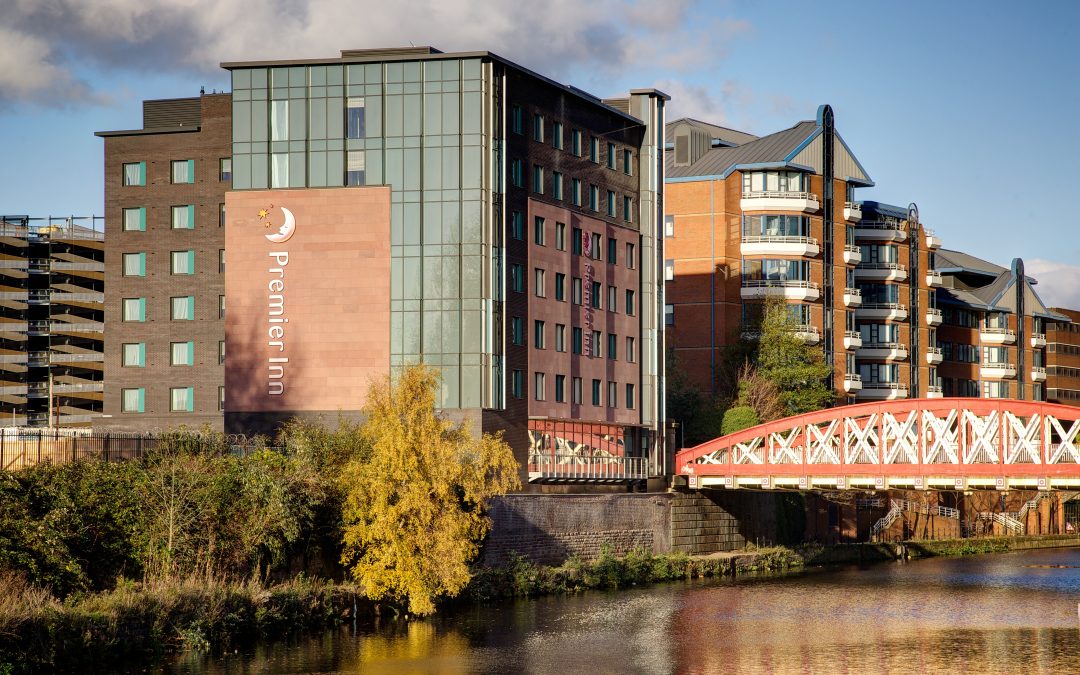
[170,387,194,413]
[346,97,366,138]
[121,343,145,368]
[572,327,583,354]
[571,129,582,156]
[218,341,225,365]
[626,336,636,363]
[572,277,582,304]
[553,122,563,150]
[121,388,145,413]
[664,259,675,281]
[171,205,194,229]
[555,273,566,301]
[608,285,617,312]
[219,249,225,273]
[511,105,523,134]
[511,369,524,398]
[219,203,226,228]
[608,238,617,263]
[122,298,145,322]
[665,215,675,237]
[665,303,675,326]
[510,263,525,293]
[511,159,524,188]
[623,149,632,175]
[555,375,566,403]
[533,114,544,142]
[511,316,525,345]
[608,381,617,407]
[589,137,599,163]
[534,216,546,245]
[589,184,599,211]
[171,296,194,321]
[271,152,288,188]
[219,158,232,182]
[591,330,602,357]
[572,227,582,254]
[606,190,616,217]
[123,207,146,231]
[606,142,616,169]
[170,341,195,366]
[512,211,525,240]
[608,333,617,360]
[122,252,145,277]
[534,268,546,297]
[171,159,194,184]
[555,324,566,352]
[532,165,544,194]
[591,379,601,405]
[556,222,566,250]
[626,289,636,315]
[219,386,225,411]
[571,179,582,206]
[623,196,633,222]
[552,172,563,200]
[534,372,546,401]
[534,320,546,348]
[218,295,225,319]
[171,250,195,275]
[346,150,366,185]
[591,233,602,260]
[572,377,582,404]
[591,281,602,309]
[270,99,289,141]
[122,162,145,186]
[626,242,636,269]
[626,383,636,409]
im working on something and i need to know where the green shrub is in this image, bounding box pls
[722,406,760,435]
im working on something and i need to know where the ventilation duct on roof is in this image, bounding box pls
[671,122,711,167]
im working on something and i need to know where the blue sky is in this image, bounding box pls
[1,0,1078,302]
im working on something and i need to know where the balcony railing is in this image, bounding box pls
[742,235,818,246]
[740,279,820,301]
[740,190,820,214]
[742,190,819,202]
[740,235,819,257]
[1031,333,1047,348]
[927,308,943,325]
[980,327,1016,344]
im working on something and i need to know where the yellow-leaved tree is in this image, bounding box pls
[340,364,520,615]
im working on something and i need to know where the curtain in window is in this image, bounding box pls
[271,153,289,188]
[171,387,192,412]
[123,254,142,276]
[172,161,190,183]
[172,297,192,320]
[172,251,193,274]
[270,100,289,141]
[172,342,190,365]
[123,208,142,231]
[123,344,142,366]
[172,205,191,229]
[123,389,141,412]
[124,163,142,186]
[347,97,366,139]
[123,299,142,321]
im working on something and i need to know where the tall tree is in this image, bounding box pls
[340,365,519,616]
[756,298,834,416]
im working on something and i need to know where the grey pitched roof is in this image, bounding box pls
[664,117,759,147]
[666,120,818,179]
[937,259,1068,321]
[935,248,1007,277]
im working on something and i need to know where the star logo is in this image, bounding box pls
[258,205,274,227]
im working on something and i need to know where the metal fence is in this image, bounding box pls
[0,428,276,471]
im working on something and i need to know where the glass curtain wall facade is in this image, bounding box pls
[230,58,497,409]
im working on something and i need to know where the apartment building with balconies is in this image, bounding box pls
[1045,307,1080,405]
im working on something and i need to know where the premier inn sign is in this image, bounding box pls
[224,187,391,417]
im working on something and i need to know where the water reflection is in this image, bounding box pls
[172,547,1080,674]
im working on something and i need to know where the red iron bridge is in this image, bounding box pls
[676,399,1080,491]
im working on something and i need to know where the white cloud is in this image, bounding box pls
[1026,259,1080,310]
[0,0,749,108]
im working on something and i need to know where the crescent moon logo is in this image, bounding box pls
[264,207,296,244]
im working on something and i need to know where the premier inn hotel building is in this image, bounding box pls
[98,47,669,485]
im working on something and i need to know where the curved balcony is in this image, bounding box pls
[926,308,943,326]
[740,190,820,214]
[926,385,944,399]
[740,235,819,257]
[1032,367,1047,382]
[856,303,908,321]
[926,270,943,287]
[857,342,909,361]
[926,347,943,365]
[843,202,862,222]
[854,262,907,282]
[843,373,862,393]
[925,229,941,249]
[793,325,821,345]
[854,221,908,242]
[1031,333,1047,348]
[843,287,862,307]
[843,330,862,350]
[740,279,820,301]
[980,327,1016,345]
[856,383,909,400]
[980,362,1016,379]
[843,245,862,265]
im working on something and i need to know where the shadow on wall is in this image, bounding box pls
[224,311,308,437]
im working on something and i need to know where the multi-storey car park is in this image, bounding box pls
[0,216,104,426]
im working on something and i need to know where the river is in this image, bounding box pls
[168,546,1080,674]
